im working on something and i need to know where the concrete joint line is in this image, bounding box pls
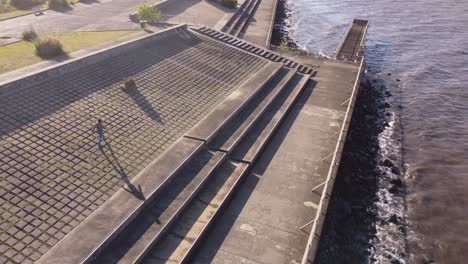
[320,152,334,163]
[328,130,341,139]
[183,135,206,143]
[298,219,317,232]
[311,181,327,192]
[340,97,351,106]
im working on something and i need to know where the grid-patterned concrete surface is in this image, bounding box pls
[0,30,266,264]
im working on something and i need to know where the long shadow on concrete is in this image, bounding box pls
[0,32,201,137]
[100,142,145,200]
[125,88,163,124]
[192,80,318,262]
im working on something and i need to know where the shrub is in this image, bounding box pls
[22,28,38,41]
[136,4,161,23]
[279,37,289,51]
[221,0,237,8]
[122,77,136,92]
[48,0,70,9]
[34,37,65,59]
[10,0,45,9]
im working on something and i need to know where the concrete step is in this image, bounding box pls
[219,35,230,41]
[231,73,310,163]
[209,68,295,153]
[37,138,204,264]
[198,27,209,33]
[299,66,312,75]
[234,0,261,38]
[185,62,282,143]
[222,0,251,32]
[190,28,314,79]
[239,42,249,48]
[140,160,250,264]
[92,149,226,264]
[229,0,259,36]
[225,0,253,34]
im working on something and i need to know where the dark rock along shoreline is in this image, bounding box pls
[271,1,409,263]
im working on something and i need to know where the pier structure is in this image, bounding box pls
[0,1,368,263]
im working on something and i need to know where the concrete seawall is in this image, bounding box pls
[302,59,366,264]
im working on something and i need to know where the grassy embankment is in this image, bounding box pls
[0,30,140,74]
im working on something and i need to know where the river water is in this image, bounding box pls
[281,0,468,263]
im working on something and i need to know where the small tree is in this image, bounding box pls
[136,4,161,23]
[280,36,289,51]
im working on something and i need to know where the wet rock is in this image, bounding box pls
[391,166,401,175]
[390,178,404,188]
[389,214,399,224]
[383,159,394,168]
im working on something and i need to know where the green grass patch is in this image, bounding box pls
[0,30,140,74]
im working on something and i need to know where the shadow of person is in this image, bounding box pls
[100,143,145,200]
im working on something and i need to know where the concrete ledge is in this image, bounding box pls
[221,0,251,32]
[184,62,282,143]
[178,160,250,263]
[210,68,294,153]
[265,0,279,46]
[36,137,204,264]
[0,24,187,93]
[231,73,310,163]
[301,59,365,264]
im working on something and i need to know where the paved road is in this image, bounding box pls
[0,0,153,45]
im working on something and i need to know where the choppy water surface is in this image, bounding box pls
[284,0,468,263]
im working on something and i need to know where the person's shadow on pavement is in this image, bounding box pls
[100,143,145,200]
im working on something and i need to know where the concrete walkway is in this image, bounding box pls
[192,60,361,263]
[242,0,278,47]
